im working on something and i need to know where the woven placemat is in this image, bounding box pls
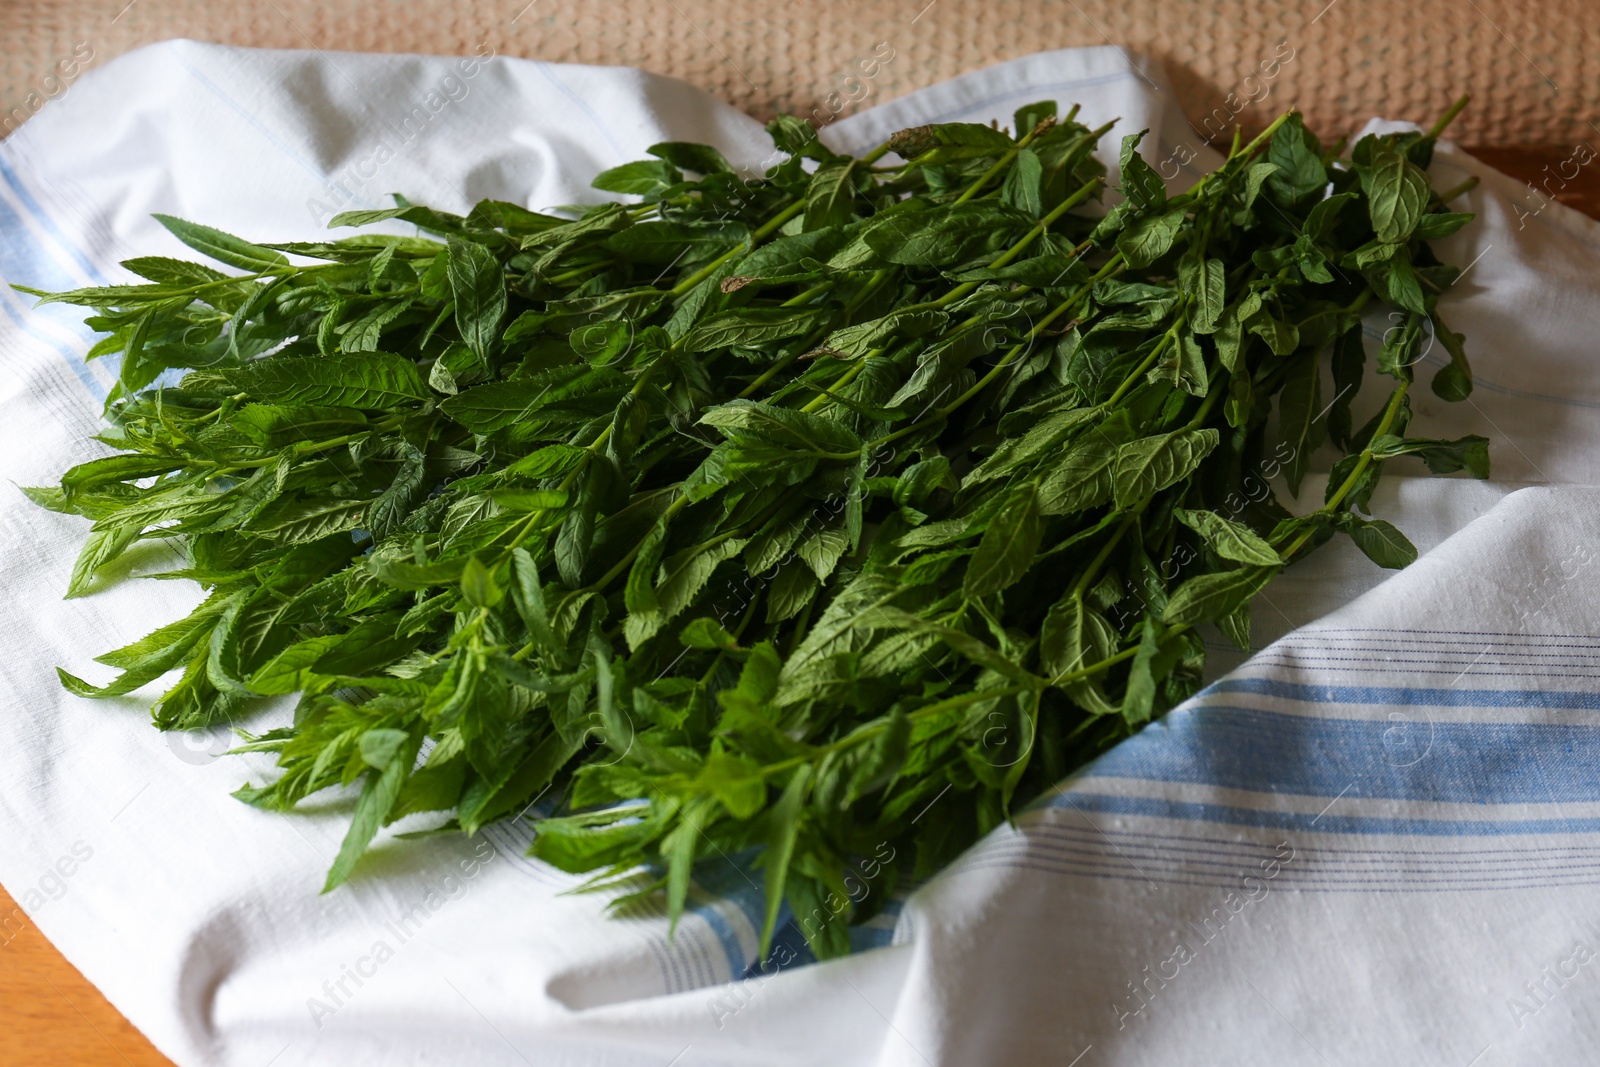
[2,0,1594,146]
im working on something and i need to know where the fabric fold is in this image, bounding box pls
[3,38,1598,1067]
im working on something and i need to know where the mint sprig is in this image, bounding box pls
[21,97,1488,960]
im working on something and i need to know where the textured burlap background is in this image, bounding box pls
[2,0,1597,146]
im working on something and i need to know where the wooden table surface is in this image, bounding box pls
[3,145,1598,1067]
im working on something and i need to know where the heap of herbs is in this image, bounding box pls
[21,98,1489,959]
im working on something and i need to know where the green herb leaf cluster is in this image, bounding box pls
[21,99,1486,958]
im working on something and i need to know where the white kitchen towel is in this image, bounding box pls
[2,37,1599,1067]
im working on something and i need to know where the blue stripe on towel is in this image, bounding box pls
[0,190,107,400]
[1207,676,1600,710]
[0,152,110,285]
[1083,702,1600,805]
[1056,791,1600,838]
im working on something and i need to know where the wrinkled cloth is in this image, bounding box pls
[2,38,1599,1067]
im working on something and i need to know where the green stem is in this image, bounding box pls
[1183,363,1225,429]
[952,116,1061,205]
[670,224,783,298]
[856,141,894,167]
[1098,308,1190,411]
[544,260,612,286]
[841,268,895,316]
[1435,175,1479,204]
[1072,514,1134,598]
[1179,109,1298,204]
[212,416,403,472]
[785,595,818,657]
[1277,379,1411,560]
[1295,287,1373,332]
[760,168,1106,413]
[1046,642,1142,689]
[795,173,1103,417]
[760,684,1027,778]
[587,493,691,592]
[735,270,895,400]
[1426,95,1471,141]
[800,358,868,413]
[495,357,671,563]
[933,173,1108,310]
[670,139,896,298]
[876,255,1125,447]
[1323,379,1410,514]
[783,280,835,307]
[1105,349,1164,410]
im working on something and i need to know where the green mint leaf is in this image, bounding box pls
[1340,515,1418,569]
[1117,130,1167,210]
[1112,428,1219,509]
[592,158,680,196]
[447,237,508,365]
[323,730,421,891]
[1364,146,1431,244]
[1163,565,1279,627]
[759,766,812,953]
[1174,508,1281,566]
[152,213,290,273]
[1116,208,1184,268]
[964,484,1041,597]
[647,141,732,175]
[229,351,429,409]
[804,159,858,233]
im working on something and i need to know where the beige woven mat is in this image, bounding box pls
[1,0,1595,146]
